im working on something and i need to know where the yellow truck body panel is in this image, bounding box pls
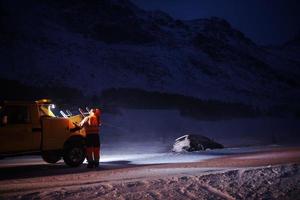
[0,100,86,153]
[42,115,86,151]
[0,99,89,166]
[42,118,70,150]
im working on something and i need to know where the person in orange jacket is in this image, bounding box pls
[80,108,101,168]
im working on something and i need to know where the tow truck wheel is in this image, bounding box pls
[42,151,61,164]
[63,142,85,167]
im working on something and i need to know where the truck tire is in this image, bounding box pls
[63,142,85,167]
[42,151,61,164]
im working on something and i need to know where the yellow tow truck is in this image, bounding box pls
[0,99,86,167]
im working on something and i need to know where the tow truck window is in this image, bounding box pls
[3,106,30,124]
[39,105,56,117]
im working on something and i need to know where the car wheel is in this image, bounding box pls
[42,151,61,164]
[63,142,85,167]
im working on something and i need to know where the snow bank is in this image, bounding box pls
[2,164,299,200]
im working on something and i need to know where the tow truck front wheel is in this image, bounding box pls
[63,142,85,167]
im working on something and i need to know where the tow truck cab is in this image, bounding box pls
[0,99,87,167]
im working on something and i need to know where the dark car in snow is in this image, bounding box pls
[172,134,224,152]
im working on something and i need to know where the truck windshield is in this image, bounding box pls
[39,104,56,117]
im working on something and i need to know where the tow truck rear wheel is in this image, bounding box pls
[42,151,61,164]
[63,142,85,167]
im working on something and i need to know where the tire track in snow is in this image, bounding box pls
[200,183,235,200]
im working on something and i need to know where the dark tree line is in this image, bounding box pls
[99,88,260,120]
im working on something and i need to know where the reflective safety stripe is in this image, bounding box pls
[89,115,99,126]
[83,114,100,134]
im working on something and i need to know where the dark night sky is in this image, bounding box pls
[132,0,300,45]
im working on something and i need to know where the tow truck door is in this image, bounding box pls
[0,105,40,153]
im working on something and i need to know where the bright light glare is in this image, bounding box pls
[47,104,56,117]
[98,153,219,165]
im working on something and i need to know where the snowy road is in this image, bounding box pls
[0,145,283,172]
[0,145,298,181]
[0,145,300,199]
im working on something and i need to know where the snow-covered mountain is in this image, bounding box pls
[0,0,299,107]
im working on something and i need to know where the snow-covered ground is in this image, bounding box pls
[0,145,299,199]
[100,144,286,165]
[0,143,284,168]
